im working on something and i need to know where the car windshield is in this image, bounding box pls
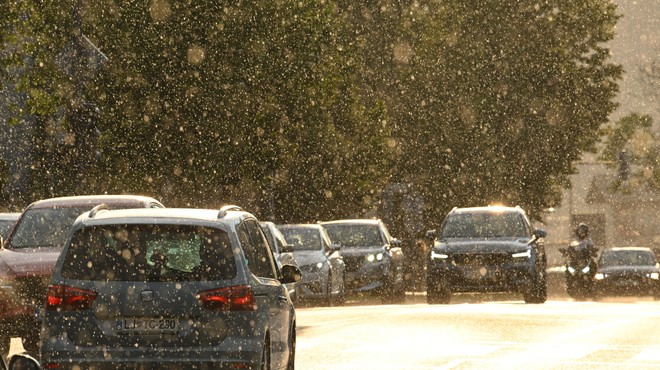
[8,207,91,248]
[323,224,384,248]
[0,220,16,240]
[278,227,321,251]
[441,212,529,239]
[61,224,236,282]
[599,250,657,267]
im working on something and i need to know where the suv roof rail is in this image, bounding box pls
[218,205,243,219]
[89,204,110,218]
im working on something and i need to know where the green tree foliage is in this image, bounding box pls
[340,0,622,222]
[82,0,391,221]
[1,0,624,227]
[600,113,659,191]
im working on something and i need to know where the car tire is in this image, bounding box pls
[261,335,271,370]
[332,277,346,306]
[426,279,450,304]
[286,325,296,370]
[0,335,9,361]
[524,273,547,304]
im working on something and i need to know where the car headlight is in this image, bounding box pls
[430,250,449,260]
[567,266,576,274]
[512,250,531,259]
[581,266,590,274]
[648,272,659,280]
[367,253,384,262]
[595,273,605,280]
[0,275,13,290]
[316,262,324,269]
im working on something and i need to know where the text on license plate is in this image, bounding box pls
[116,318,178,333]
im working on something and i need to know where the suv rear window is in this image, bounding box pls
[61,224,236,282]
[441,211,529,239]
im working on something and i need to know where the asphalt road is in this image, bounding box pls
[295,293,660,369]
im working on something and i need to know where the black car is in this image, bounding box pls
[321,219,405,303]
[426,206,547,304]
[594,247,660,298]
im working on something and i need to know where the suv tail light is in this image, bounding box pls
[46,285,97,311]
[197,285,256,311]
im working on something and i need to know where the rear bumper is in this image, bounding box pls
[41,336,264,369]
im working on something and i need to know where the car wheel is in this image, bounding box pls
[524,274,547,304]
[286,325,296,370]
[332,276,346,306]
[261,335,271,370]
[427,280,450,304]
[0,335,9,361]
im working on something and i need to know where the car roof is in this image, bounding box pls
[0,212,20,220]
[603,247,654,253]
[75,207,252,226]
[278,223,324,229]
[321,219,381,226]
[450,206,524,214]
[26,195,163,209]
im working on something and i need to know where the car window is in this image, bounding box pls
[599,250,656,267]
[9,207,90,248]
[323,224,384,247]
[441,212,530,239]
[0,220,16,240]
[279,227,322,251]
[61,224,236,282]
[239,220,277,279]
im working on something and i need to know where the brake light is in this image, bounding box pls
[46,285,97,311]
[197,285,256,311]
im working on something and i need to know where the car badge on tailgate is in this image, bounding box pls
[140,290,154,302]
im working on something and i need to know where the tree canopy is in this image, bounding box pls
[1,0,623,229]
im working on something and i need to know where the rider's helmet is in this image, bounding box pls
[575,223,589,239]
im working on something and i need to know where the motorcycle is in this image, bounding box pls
[559,240,598,300]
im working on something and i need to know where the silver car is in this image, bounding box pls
[260,221,300,301]
[276,224,345,306]
[41,205,301,369]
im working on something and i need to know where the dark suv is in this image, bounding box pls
[321,219,405,303]
[426,206,547,304]
[0,195,164,357]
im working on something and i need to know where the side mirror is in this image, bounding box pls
[279,264,303,284]
[279,243,294,254]
[426,230,437,240]
[390,238,402,246]
[328,243,341,252]
[534,229,547,238]
[8,353,41,370]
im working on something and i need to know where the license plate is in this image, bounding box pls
[116,317,178,333]
[465,267,486,280]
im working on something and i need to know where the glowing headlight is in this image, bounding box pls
[567,266,576,274]
[316,262,324,269]
[594,273,605,280]
[0,275,13,290]
[367,253,384,262]
[512,250,531,259]
[581,266,590,274]
[430,250,449,260]
[649,272,659,280]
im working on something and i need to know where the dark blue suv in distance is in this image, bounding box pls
[426,206,547,304]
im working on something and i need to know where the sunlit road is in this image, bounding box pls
[295,294,660,369]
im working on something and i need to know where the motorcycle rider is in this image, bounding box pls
[560,223,599,299]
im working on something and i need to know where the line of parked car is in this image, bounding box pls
[0,194,406,369]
